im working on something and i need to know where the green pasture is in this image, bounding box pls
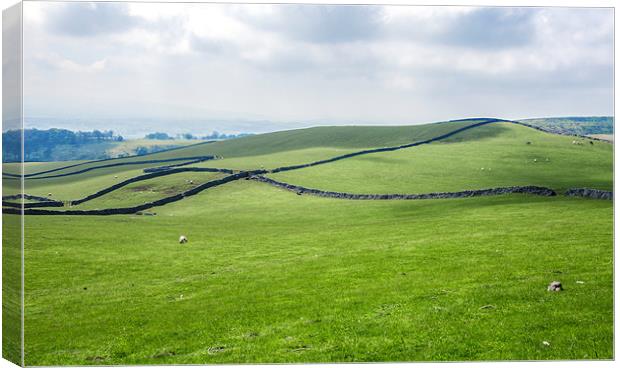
[1,118,613,365]
[269,123,612,194]
[71,171,226,210]
[21,181,612,364]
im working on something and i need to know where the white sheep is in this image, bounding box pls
[179,235,188,244]
[189,180,194,184]
[534,159,537,162]
[47,193,52,196]
[114,175,118,179]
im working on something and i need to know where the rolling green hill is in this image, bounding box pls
[4,119,490,178]
[268,123,613,194]
[2,118,613,364]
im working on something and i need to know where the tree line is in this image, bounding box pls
[3,128,124,162]
[144,131,254,140]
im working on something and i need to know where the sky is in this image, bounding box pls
[21,2,614,136]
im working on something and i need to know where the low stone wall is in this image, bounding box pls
[564,188,613,200]
[270,119,610,175]
[71,167,234,205]
[270,119,504,173]
[2,193,50,201]
[4,156,216,180]
[2,193,64,208]
[252,176,557,200]
[3,201,64,209]
[3,141,216,178]
[3,170,267,216]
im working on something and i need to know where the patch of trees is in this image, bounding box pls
[144,131,255,141]
[144,132,173,140]
[202,131,254,140]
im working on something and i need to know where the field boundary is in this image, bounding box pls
[70,167,234,205]
[565,188,613,200]
[1,194,64,209]
[1,140,217,176]
[2,156,217,180]
[3,118,611,215]
[250,175,558,200]
[269,119,504,173]
[2,170,267,216]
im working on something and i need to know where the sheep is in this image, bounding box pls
[179,235,188,244]
[480,168,485,171]
[114,175,118,179]
[572,140,577,145]
[533,158,537,162]
[47,193,52,197]
[189,180,194,184]
[547,281,562,292]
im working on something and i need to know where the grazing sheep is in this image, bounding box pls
[547,281,562,292]
[179,235,188,244]
[189,180,194,184]
[533,158,537,162]
[47,193,52,197]
[114,175,118,179]
[572,140,577,144]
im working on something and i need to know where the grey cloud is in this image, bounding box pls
[46,2,141,37]
[383,7,538,49]
[437,8,536,49]
[242,5,383,44]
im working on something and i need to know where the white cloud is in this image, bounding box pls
[21,2,613,132]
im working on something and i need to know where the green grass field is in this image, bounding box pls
[2,118,613,365]
[268,123,613,193]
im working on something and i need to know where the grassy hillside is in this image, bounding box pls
[3,118,613,364]
[269,123,612,193]
[22,181,612,364]
[106,139,196,158]
[519,116,613,136]
[7,119,490,179]
[71,171,226,210]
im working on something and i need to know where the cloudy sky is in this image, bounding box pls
[22,2,613,135]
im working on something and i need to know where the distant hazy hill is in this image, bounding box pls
[519,116,613,136]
